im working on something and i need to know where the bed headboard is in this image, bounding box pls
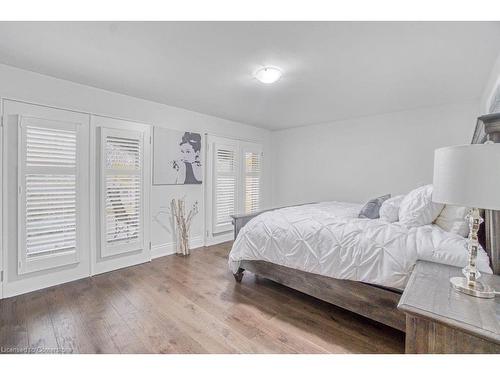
[472,112,500,275]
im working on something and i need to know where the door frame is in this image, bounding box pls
[204,134,264,246]
[0,97,154,298]
[205,135,239,246]
[1,99,91,298]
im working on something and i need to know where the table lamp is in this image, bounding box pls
[433,143,500,299]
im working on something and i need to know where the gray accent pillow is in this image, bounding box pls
[358,194,391,219]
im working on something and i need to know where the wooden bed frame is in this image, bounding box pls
[231,113,500,333]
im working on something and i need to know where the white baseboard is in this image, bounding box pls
[151,235,204,259]
[4,269,89,298]
[205,232,233,247]
[92,252,150,276]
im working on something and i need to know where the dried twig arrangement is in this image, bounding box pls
[171,198,199,256]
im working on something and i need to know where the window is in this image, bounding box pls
[100,128,144,257]
[18,116,83,273]
[206,136,263,240]
[241,143,263,215]
[211,139,238,234]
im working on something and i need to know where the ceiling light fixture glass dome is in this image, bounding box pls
[254,66,282,84]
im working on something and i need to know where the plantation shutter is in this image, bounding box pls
[100,128,144,257]
[241,143,263,214]
[212,141,238,234]
[18,116,81,274]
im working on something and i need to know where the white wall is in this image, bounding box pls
[271,100,480,207]
[480,52,500,113]
[0,63,272,258]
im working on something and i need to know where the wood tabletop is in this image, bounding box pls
[398,261,500,344]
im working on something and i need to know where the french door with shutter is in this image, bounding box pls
[206,135,263,244]
[3,100,90,297]
[2,101,150,297]
[209,136,238,235]
[91,115,151,275]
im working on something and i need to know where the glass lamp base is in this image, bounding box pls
[450,277,495,299]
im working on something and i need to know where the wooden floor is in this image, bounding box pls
[0,242,404,354]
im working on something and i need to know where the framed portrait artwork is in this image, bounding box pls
[153,127,202,185]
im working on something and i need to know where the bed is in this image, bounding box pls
[229,114,500,332]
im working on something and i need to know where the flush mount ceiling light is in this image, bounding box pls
[254,66,282,84]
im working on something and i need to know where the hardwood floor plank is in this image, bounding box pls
[19,291,59,353]
[60,278,141,354]
[0,242,404,354]
[0,295,29,352]
[148,257,330,353]
[79,275,152,354]
[144,262,310,353]
[44,286,101,353]
[170,245,404,353]
[163,254,370,353]
[115,266,262,353]
[209,244,403,348]
[102,271,212,353]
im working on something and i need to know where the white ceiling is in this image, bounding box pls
[0,22,499,130]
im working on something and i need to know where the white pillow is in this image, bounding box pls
[399,185,444,228]
[379,195,405,223]
[434,205,469,237]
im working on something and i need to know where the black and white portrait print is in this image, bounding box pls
[153,128,203,185]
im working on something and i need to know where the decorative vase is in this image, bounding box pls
[176,223,190,256]
[171,198,198,257]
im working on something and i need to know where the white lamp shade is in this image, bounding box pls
[433,143,500,210]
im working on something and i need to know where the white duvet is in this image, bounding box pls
[228,202,492,290]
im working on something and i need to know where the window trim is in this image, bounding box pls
[205,134,263,244]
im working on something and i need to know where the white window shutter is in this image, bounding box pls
[100,128,144,257]
[212,140,238,234]
[18,116,81,274]
[241,143,263,214]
